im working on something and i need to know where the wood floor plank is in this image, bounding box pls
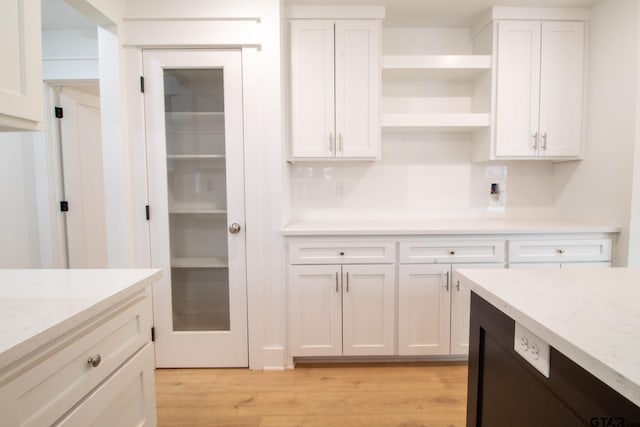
[156,362,468,427]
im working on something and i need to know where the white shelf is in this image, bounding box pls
[382,113,491,132]
[165,111,224,118]
[171,257,229,268]
[167,154,226,159]
[169,208,227,215]
[382,55,492,80]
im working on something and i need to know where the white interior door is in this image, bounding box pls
[144,50,248,367]
[58,86,108,268]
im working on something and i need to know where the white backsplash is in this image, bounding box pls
[289,134,556,220]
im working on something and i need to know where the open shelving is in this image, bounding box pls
[382,54,491,80]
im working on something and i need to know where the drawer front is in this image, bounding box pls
[399,240,505,264]
[0,295,152,427]
[508,239,612,263]
[54,343,156,427]
[289,241,395,264]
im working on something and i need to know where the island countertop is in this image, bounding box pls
[455,267,640,407]
[0,268,161,370]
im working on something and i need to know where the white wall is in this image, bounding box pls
[629,4,640,267]
[0,133,41,267]
[553,0,639,266]
[42,29,99,80]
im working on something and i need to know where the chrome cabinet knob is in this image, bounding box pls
[87,354,101,368]
[228,223,241,234]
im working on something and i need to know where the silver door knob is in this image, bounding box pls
[228,223,241,234]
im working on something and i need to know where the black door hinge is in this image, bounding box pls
[54,107,63,118]
[151,326,155,342]
[60,201,69,212]
[140,76,145,93]
[145,205,150,220]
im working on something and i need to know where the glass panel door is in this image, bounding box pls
[164,68,230,332]
[144,50,247,368]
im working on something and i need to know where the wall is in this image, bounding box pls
[629,3,640,267]
[553,0,639,266]
[0,133,41,267]
[42,29,99,80]
[290,27,557,221]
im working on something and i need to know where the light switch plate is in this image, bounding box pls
[514,322,550,378]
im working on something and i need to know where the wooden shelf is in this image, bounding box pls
[171,257,228,268]
[382,113,491,132]
[382,55,492,80]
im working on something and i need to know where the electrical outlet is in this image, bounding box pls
[336,182,345,199]
[514,322,550,377]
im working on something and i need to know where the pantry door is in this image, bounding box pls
[144,50,248,367]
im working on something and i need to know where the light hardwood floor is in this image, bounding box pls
[155,362,468,427]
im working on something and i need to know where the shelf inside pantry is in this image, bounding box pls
[382,55,491,80]
[169,208,227,214]
[171,257,229,268]
[167,154,226,159]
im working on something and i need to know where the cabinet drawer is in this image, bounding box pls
[289,241,395,264]
[399,240,505,264]
[55,343,156,427]
[0,296,152,427]
[508,239,612,263]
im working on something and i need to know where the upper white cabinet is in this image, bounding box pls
[0,0,43,131]
[290,19,380,160]
[494,20,585,158]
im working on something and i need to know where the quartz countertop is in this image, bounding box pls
[455,267,640,407]
[282,218,620,236]
[0,268,162,370]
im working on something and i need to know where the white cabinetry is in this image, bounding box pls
[494,20,585,158]
[398,240,505,356]
[290,19,380,159]
[0,0,43,131]
[507,237,612,268]
[288,241,395,357]
[0,291,156,426]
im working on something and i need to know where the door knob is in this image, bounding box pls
[228,223,241,234]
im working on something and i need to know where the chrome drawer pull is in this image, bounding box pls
[87,354,102,368]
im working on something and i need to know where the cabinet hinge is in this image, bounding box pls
[60,201,69,212]
[54,107,63,119]
[151,326,155,342]
[140,76,145,93]
[145,205,150,221]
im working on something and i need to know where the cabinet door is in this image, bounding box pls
[289,265,342,356]
[495,21,541,157]
[450,264,504,355]
[398,264,451,355]
[0,0,43,131]
[290,20,335,158]
[335,20,380,159]
[342,264,395,356]
[539,21,585,157]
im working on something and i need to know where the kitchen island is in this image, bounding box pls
[456,268,640,427]
[0,268,161,427]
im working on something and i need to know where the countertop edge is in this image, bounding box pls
[0,269,162,372]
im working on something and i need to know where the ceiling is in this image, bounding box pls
[286,0,599,26]
[41,0,95,31]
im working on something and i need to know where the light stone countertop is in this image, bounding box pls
[282,218,620,236]
[455,267,640,407]
[0,269,162,371]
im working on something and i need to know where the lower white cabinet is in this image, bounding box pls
[289,264,395,357]
[398,263,504,356]
[0,291,156,427]
[508,237,612,268]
